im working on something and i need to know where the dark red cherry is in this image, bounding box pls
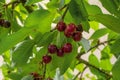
[57,48,64,57]
[64,23,76,37]
[42,55,52,64]
[30,72,39,78]
[4,20,11,28]
[62,43,72,53]
[57,21,66,32]
[72,32,82,41]
[76,24,83,32]
[48,44,57,54]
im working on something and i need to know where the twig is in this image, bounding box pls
[79,66,87,80]
[76,39,115,58]
[77,58,112,79]
[73,66,87,80]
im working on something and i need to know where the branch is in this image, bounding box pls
[73,66,87,80]
[76,39,115,58]
[79,66,87,80]
[77,58,112,79]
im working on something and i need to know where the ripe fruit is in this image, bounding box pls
[3,20,11,28]
[64,23,76,37]
[72,32,82,41]
[0,19,11,28]
[42,55,52,64]
[0,19,4,26]
[57,21,66,32]
[48,44,57,54]
[57,48,64,57]
[30,72,39,78]
[76,24,83,32]
[62,43,72,53]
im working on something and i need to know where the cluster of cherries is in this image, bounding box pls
[42,21,83,64]
[30,72,53,80]
[0,13,11,28]
[56,21,83,41]
[42,43,72,64]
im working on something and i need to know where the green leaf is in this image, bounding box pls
[25,9,55,33]
[37,31,57,46]
[89,54,99,67]
[25,0,42,5]
[83,1,102,15]
[90,14,120,33]
[101,46,111,60]
[0,27,35,54]
[90,28,109,39]
[99,0,120,17]
[69,0,90,32]
[112,56,120,80]
[21,75,33,80]
[80,38,90,52]
[111,37,120,55]
[8,72,23,80]
[100,59,112,71]
[12,40,35,66]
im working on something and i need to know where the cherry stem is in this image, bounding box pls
[43,64,46,79]
[59,4,68,11]
[61,5,69,21]
[3,1,20,7]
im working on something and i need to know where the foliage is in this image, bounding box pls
[0,0,120,80]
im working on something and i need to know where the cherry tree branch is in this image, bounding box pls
[77,39,115,58]
[77,58,112,79]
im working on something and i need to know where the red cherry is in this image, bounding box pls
[30,72,39,78]
[62,43,72,53]
[76,24,83,32]
[4,20,11,28]
[64,23,76,37]
[57,21,66,32]
[57,48,64,57]
[42,55,52,64]
[48,44,57,54]
[0,19,4,26]
[72,32,82,41]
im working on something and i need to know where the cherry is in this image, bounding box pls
[4,20,11,28]
[72,31,82,41]
[64,23,76,37]
[48,44,57,54]
[42,55,52,64]
[76,24,83,32]
[62,43,72,53]
[57,48,64,57]
[57,21,66,32]
[64,29,72,38]
[0,19,4,26]
[30,72,39,78]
